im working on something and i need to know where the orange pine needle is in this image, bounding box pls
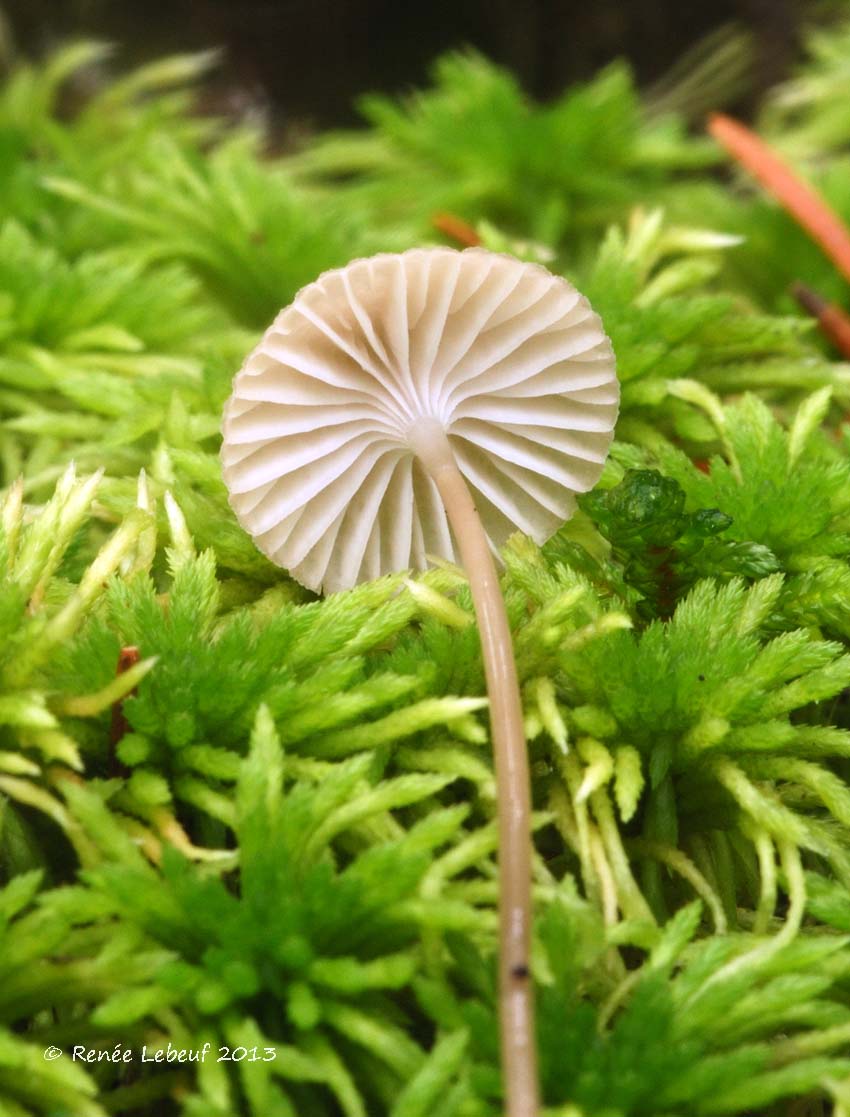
[708,112,850,286]
[432,211,482,247]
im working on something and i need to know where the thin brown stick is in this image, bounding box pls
[791,281,850,361]
[432,211,483,248]
[110,644,140,776]
[412,421,538,1117]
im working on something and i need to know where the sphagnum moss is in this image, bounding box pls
[5,15,850,1117]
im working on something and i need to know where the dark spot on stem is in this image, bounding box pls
[512,964,530,980]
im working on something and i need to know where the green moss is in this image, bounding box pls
[5,18,850,1117]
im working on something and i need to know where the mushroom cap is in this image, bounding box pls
[222,247,618,593]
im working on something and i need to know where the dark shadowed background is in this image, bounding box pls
[0,0,824,128]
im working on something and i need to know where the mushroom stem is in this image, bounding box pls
[411,420,538,1117]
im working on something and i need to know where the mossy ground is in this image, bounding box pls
[4,15,850,1117]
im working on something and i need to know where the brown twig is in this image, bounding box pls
[791,281,850,361]
[110,645,140,768]
[432,211,482,248]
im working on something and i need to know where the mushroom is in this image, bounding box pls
[221,247,618,1117]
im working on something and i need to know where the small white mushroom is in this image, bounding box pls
[222,247,617,594]
[221,247,618,1117]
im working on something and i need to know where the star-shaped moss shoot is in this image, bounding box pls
[221,246,618,1117]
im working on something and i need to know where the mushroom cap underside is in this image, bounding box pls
[222,246,618,593]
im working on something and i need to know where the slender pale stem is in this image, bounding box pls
[411,420,538,1117]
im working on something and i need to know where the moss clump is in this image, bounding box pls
[5,17,850,1117]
